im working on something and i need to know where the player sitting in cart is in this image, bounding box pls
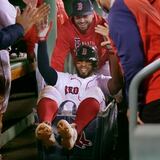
[35,20,123,150]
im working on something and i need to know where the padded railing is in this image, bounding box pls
[129,58,160,160]
[11,60,35,80]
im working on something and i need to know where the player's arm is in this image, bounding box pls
[38,41,58,86]
[0,24,24,50]
[109,11,144,101]
[96,23,124,95]
[107,52,123,95]
[36,16,59,86]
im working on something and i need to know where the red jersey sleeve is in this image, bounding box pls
[23,25,38,58]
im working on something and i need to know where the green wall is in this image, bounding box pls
[44,0,57,60]
[63,0,72,16]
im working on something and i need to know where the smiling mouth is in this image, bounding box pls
[80,68,87,73]
[79,24,87,28]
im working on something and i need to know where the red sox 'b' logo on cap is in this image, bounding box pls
[82,48,87,55]
[77,2,83,11]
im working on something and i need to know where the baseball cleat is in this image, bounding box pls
[57,119,77,150]
[35,122,56,147]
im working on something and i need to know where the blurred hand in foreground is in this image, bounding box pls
[16,3,50,34]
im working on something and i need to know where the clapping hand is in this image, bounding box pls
[16,3,50,34]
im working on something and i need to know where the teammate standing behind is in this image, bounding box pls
[51,0,111,75]
[34,19,123,150]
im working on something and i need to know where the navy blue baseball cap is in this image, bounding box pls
[71,0,94,16]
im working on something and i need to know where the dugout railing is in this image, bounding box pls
[129,58,160,160]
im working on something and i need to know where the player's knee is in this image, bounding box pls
[83,87,105,102]
[37,85,63,106]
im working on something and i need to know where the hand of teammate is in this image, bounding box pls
[127,109,144,125]
[95,23,110,46]
[16,3,50,34]
[95,23,116,54]
[95,23,109,37]
[23,0,38,7]
[95,23,112,48]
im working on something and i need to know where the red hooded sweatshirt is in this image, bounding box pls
[51,12,109,72]
[148,0,160,13]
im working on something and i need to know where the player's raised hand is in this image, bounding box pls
[36,16,53,41]
[95,23,109,37]
[95,23,111,47]
[16,3,50,34]
[95,23,115,54]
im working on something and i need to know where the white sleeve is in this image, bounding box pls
[0,2,16,28]
[55,71,70,88]
[97,75,112,96]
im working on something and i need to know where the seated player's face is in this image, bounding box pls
[76,60,93,78]
[73,14,94,33]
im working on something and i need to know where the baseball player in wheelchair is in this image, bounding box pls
[35,18,123,150]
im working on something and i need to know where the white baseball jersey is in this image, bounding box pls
[0,0,17,113]
[38,72,111,111]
